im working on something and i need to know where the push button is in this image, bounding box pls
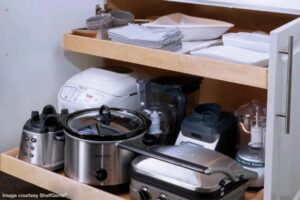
[31,138,37,143]
[24,145,28,148]
[29,154,34,158]
[30,146,34,150]
[24,136,29,141]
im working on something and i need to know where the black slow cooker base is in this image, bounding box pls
[91,182,129,194]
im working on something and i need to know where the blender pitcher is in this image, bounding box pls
[136,79,177,145]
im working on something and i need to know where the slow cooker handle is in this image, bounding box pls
[118,141,240,182]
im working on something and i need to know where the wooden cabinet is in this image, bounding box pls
[265,18,300,200]
[1,0,299,199]
[62,1,300,199]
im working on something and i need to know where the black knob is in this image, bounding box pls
[138,187,151,200]
[97,105,113,124]
[31,111,40,122]
[95,168,107,181]
[157,194,168,200]
[219,179,226,187]
[44,114,60,127]
[42,105,57,116]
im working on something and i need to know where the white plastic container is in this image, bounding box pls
[222,32,270,53]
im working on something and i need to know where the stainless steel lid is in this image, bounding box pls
[131,145,246,193]
[63,105,151,141]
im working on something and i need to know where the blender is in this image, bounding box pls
[136,76,202,145]
[235,99,266,188]
[136,79,176,145]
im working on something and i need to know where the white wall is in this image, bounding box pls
[0,0,104,152]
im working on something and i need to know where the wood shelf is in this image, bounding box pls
[0,149,125,200]
[63,34,268,89]
[0,149,263,200]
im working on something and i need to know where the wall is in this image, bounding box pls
[0,0,104,152]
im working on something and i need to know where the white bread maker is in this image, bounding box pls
[58,67,139,112]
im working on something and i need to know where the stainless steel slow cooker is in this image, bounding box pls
[62,105,150,193]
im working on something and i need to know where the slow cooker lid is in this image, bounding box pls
[65,106,149,141]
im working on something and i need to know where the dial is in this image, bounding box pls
[138,187,151,200]
[95,168,107,181]
[157,194,168,200]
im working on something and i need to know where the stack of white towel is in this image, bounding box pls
[108,24,183,51]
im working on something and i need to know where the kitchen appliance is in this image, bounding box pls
[58,66,139,113]
[140,102,177,146]
[235,100,266,188]
[118,142,258,200]
[176,103,238,158]
[62,105,151,193]
[137,76,202,144]
[18,105,67,171]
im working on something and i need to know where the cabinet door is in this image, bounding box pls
[265,18,300,200]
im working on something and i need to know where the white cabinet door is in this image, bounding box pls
[265,18,300,200]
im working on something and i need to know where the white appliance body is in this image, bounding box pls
[58,67,139,112]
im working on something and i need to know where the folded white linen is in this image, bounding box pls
[108,24,182,43]
[108,24,183,51]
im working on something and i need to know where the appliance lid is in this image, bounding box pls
[131,145,245,193]
[63,105,150,141]
[65,67,138,97]
[191,103,223,122]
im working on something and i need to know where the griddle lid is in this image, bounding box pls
[119,143,258,192]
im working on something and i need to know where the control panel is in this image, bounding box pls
[22,134,37,158]
[60,86,104,107]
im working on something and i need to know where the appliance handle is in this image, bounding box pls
[118,141,240,182]
[276,36,294,134]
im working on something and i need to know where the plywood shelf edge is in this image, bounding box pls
[63,34,268,89]
[0,149,126,200]
[0,149,262,200]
